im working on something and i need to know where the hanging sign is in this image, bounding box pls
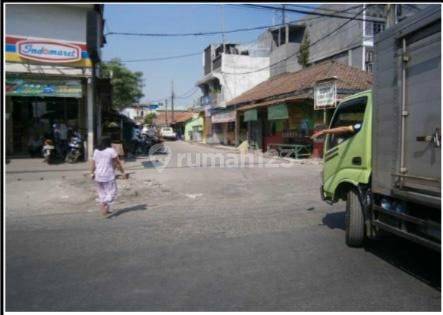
[17,40,81,63]
[244,109,258,122]
[268,103,288,120]
[211,110,236,123]
[314,81,337,110]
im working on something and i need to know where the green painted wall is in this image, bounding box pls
[184,116,204,141]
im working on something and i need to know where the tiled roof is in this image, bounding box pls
[227,61,373,106]
[153,110,195,125]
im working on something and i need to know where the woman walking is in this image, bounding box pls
[90,136,127,216]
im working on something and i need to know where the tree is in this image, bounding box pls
[144,112,157,125]
[297,31,310,68]
[101,58,145,110]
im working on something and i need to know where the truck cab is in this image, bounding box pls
[321,90,372,204]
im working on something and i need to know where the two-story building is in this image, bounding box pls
[196,32,273,144]
[5,4,106,159]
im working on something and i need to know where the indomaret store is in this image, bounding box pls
[5,35,99,158]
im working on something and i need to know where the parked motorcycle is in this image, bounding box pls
[42,139,56,164]
[65,131,84,163]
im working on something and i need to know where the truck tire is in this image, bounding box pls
[345,189,365,247]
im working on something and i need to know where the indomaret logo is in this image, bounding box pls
[17,40,81,63]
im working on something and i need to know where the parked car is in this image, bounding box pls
[160,127,177,140]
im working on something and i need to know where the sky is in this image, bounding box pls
[103,4,317,109]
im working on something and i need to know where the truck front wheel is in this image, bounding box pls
[345,189,365,247]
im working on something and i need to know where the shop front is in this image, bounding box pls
[5,34,99,159]
[239,99,321,155]
[6,76,86,156]
[211,110,236,145]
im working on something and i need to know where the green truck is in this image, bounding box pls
[320,6,441,251]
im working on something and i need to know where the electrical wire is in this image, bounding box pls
[105,5,380,38]
[241,4,381,23]
[119,52,201,63]
[175,87,199,99]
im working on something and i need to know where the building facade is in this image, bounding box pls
[268,4,429,76]
[196,32,273,144]
[5,4,106,159]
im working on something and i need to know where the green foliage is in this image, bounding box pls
[297,31,310,68]
[101,58,145,110]
[144,112,157,125]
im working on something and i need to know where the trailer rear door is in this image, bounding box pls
[401,20,441,195]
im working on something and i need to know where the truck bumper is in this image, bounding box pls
[320,185,334,205]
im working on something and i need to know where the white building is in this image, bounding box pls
[196,33,273,144]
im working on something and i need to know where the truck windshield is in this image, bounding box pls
[326,96,367,150]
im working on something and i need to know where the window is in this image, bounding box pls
[365,49,374,73]
[326,97,367,150]
[365,21,385,37]
[227,122,235,132]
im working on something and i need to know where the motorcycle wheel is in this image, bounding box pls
[65,152,76,163]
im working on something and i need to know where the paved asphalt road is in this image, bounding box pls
[6,141,441,311]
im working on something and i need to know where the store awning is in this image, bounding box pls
[211,110,236,124]
[244,109,257,122]
[268,103,288,120]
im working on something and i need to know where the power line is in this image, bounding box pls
[105,5,380,38]
[227,3,363,23]
[176,87,199,99]
[242,4,381,23]
[287,4,362,15]
[222,5,368,76]
[118,51,201,63]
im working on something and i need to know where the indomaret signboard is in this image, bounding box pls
[314,80,337,110]
[17,40,81,63]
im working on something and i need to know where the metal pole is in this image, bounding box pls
[400,38,408,173]
[171,80,175,124]
[165,99,168,126]
[221,4,225,53]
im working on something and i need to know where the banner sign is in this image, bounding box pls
[244,109,258,122]
[17,40,81,63]
[5,36,91,67]
[211,110,236,123]
[314,81,337,109]
[268,103,288,120]
[6,78,83,98]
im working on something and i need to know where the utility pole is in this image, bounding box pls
[171,80,175,124]
[221,4,225,54]
[385,4,398,29]
[165,99,168,126]
[282,4,286,24]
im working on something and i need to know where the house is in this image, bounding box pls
[226,61,373,154]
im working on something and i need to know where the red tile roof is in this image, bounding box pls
[227,61,373,106]
[153,110,195,125]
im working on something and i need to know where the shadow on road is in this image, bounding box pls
[321,211,441,290]
[322,211,346,230]
[365,239,441,290]
[107,204,147,219]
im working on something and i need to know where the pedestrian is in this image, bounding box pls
[131,125,141,156]
[59,121,68,158]
[90,136,128,216]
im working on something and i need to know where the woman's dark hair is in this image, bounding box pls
[97,136,112,151]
